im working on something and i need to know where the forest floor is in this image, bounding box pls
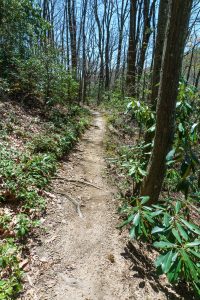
[19,111,185,300]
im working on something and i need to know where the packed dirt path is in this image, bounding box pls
[20,112,179,300]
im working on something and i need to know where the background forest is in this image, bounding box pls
[0,0,200,299]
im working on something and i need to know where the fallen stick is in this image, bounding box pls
[56,192,83,218]
[53,177,102,190]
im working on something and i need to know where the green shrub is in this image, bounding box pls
[119,196,200,295]
[0,239,23,300]
[15,214,40,238]
[31,135,60,156]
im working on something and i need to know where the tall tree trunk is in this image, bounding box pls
[186,40,200,83]
[65,3,70,69]
[126,0,137,96]
[67,0,77,77]
[94,0,104,104]
[115,0,128,80]
[81,0,88,103]
[150,0,169,109]
[137,0,156,79]
[105,26,110,90]
[116,28,123,79]
[195,69,200,88]
[141,0,193,204]
[104,0,113,90]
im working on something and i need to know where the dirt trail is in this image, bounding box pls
[21,112,172,300]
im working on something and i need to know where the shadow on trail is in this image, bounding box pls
[121,241,197,300]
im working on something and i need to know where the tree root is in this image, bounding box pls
[56,192,83,218]
[53,177,102,190]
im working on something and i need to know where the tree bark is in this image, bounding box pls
[126,0,138,96]
[141,0,193,204]
[104,0,113,90]
[67,0,77,77]
[150,0,169,108]
[115,0,129,80]
[195,69,200,88]
[94,0,104,104]
[137,0,156,79]
[81,0,88,103]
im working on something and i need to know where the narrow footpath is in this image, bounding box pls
[20,112,173,300]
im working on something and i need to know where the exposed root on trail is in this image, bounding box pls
[53,177,103,190]
[56,192,83,218]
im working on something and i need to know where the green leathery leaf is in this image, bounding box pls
[130,226,136,239]
[141,218,148,236]
[145,213,155,224]
[176,223,189,241]
[147,124,155,132]
[133,212,140,226]
[167,259,182,283]
[190,123,198,134]
[188,249,200,259]
[140,196,150,204]
[175,201,182,214]
[178,123,184,133]
[163,213,170,227]
[180,219,200,235]
[185,240,200,247]
[172,228,182,244]
[161,250,174,273]
[153,241,176,249]
[143,206,153,211]
[155,253,165,267]
[180,249,198,281]
[151,210,163,217]
[116,214,135,228]
[138,167,147,176]
[166,149,176,162]
[151,226,165,234]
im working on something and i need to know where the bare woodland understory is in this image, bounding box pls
[0,0,200,299]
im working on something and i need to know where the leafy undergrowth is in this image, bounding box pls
[0,101,91,299]
[103,88,200,299]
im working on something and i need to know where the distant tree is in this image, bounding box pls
[137,0,156,79]
[67,0,77,77]
[94,0,104,104]
[115,0,129,80]
[126,0,139,96]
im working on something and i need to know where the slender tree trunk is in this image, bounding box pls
[105,0,113,90]
[94,0,104,104]
[141,0,193,204]
[126,0,137,96]
[115,0,128,80]
[67,0,77,77]
[137,0,156,79]
[150,0,169,108]
[195,69,200,88]
[105,26,110,90]
[65,3,70,70]
[81,0,88,103]
[116,28,123,79]
[61,9,65,65]
[186,47,195,82]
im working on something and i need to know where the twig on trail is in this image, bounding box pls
[90,124,100,129]
[53,177,102,190]
[56,192,83,218]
